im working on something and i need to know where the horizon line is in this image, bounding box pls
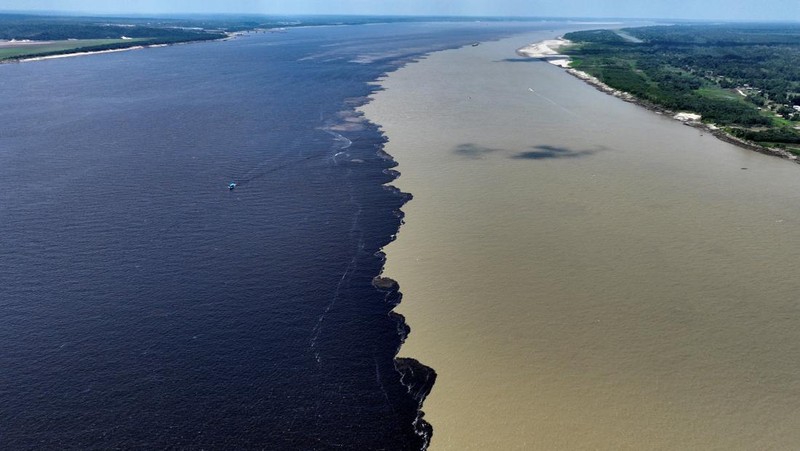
[2,10,800,24]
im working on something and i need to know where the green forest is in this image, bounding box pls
[0,14,234,61]
[563,24,800,153]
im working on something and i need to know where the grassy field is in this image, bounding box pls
[0,38,148,60]
[696,86,743,102]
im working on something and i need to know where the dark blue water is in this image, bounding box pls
[1,21,555,449]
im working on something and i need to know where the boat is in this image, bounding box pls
[228,182,237,190]
[472,42,480,47]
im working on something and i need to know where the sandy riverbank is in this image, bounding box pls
[516,38,572,67]
[361,31,800,449]
[17,46,150,62]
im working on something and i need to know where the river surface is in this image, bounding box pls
[0,22,565,449]
[362,30,800,450]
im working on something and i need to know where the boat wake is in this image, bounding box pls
[233,130,353,188]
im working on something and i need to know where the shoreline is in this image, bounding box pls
[16,45,153,62]
[518,38,799,163]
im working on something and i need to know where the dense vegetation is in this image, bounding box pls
[0,14,242,61]
[0,17,221,41]
[564,24,800,153]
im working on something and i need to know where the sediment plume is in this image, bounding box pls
[373,276,436,450]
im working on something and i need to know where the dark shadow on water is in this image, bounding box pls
[512,144,603,160]
[455,143,605,160]
[454,143,504,159]
[500,56,569,63]
[500,58,543,63]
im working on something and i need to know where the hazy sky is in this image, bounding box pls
[2,0,799,21]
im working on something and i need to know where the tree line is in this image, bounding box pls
[564,24,800,149]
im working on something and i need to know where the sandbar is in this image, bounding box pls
[516,38,572,67]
